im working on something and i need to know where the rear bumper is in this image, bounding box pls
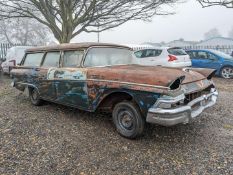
[146,88,218,126]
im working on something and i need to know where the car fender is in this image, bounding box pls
[90,88,160,116]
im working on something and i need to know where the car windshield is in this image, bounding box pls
[168,48,187,56]
[210,50,233,60]
[84,47,138,67]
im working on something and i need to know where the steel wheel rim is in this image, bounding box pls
[118,110,134,131]
[222,68,233,79]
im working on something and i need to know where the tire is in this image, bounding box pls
[220,66,233,79]
[29,88,43,106]
[112,101,145,139]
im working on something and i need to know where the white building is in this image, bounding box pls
[196,37,233,46]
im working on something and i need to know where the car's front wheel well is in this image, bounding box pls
[97,92,136,113]
[220,65,233,70]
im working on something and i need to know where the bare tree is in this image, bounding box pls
[198,0,233,8]
[0,18,52,45]
[0,0,179,43]
[204,28,222,40]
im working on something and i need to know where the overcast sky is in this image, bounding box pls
[73,0,233,44]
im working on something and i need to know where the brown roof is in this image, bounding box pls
[26,42,130,52]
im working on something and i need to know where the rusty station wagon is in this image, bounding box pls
[11,43,218,138]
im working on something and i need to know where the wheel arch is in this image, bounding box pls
[94,90,144,115]
[27,84,40,94]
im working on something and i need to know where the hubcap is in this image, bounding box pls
[118,110,134,130]
[222,68,233,79]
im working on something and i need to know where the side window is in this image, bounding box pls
[207,53,218,60]
[63,50,84,67]
[145,49,162,57]
[23,53,44,66]
[42,52,60,67]
[187,51,195,59]
[197,51,208,59]
[151,49,162,57]
[145,49,154,57]
[134,50,143,58]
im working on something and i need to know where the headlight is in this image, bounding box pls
[155,94,185,109]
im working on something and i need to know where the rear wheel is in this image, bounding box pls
[221,66,233,79]
[112,101,145,139]
[29,88,43,106]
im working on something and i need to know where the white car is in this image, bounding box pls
[2,46,32,74]
[134,47,191,67]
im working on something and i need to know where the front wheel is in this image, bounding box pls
[112,101,145,139]
[221,66,233,79]
[29,88,43,106]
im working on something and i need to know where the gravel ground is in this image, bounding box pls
[0,74,233,175]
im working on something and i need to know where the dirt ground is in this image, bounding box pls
[0,74,233,175]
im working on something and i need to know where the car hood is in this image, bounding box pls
[87,65,208,88]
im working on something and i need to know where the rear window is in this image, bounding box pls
[23,53,44,66]
[168,48,187,56]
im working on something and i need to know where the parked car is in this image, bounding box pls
[1,46,32,74]
[186,49,233,79]
[11,43,218,139]
[134,47,191,67]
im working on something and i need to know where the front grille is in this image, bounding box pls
[185,86,212,104]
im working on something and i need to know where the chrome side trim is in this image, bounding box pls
[86,78,169,89]
[17,78,169,89]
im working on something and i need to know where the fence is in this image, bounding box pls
[0,43,11,59]
[0,43,22,60]
[183,45,233,55]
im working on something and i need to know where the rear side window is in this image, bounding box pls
[42,52,60,67]
[135,49,162,58]
[23,53,44,66]
[168,48,187,56]
[186,51,195,59]
[134,50,143,58]
[63,50,84,67]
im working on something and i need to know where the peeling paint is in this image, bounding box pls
[10,44,216,114]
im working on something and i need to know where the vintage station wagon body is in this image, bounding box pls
[11,43,218,138]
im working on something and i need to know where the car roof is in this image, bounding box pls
[26,42,131,52]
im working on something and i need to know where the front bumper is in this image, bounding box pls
[146,88,218,126]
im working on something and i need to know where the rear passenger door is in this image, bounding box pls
[48,50,89,109]
[191,51,219,69]
[40,51,61,100]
